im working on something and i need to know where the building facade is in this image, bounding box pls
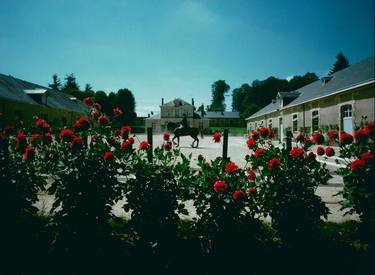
[246,57,375,140]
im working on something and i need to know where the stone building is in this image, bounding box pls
[145,98,242,132]
[246,56,375,140]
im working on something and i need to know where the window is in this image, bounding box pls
[312,110,319,132]
[341,105,352,118]
[292,114,298,132]
[268,119,272,129]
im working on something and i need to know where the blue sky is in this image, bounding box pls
[1,0,374,116]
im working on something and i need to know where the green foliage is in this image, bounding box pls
[330,52,350,74]
[207,80,230,112]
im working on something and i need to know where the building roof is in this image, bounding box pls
[246,56,375,120]
[162,98,192,107]
[204,111,240,118]
[145,113,161,120]
[0,73,89,113]
[0,73,38,104]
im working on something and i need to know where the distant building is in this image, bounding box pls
[246,56,375,140]
[145,98,242,132]
[0,73,89,126]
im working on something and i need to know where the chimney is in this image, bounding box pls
[192,98,195,106]
[148,113,150,118]
[161,98,164,105]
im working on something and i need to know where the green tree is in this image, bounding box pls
[62,73,80,94]
[330,52,349,74]
[116,89,136,124]
[197,104,206,117]
[207,80,230,112]
[48,74,61,91]
[84,83,93,92]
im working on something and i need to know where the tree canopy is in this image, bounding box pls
[330,52,350,74]
[207,80,230,112]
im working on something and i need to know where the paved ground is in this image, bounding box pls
[34,134,358,223]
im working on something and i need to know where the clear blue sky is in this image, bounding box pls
[1,0,374,116]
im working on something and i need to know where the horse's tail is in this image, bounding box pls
[199,127,204,139]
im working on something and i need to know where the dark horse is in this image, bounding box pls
[167,122,202,148]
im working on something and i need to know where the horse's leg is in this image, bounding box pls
[172,135,177,145]
[177,136,180,146]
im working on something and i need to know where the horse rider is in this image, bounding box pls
[179,114,188,130]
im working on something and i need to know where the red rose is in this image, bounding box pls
[316,146,325,156]
[214,181,228,193]
[225,162,239,175]
[340,132,353,145]
[120,126,131,138]
[163,132,170,141]
[43,132,53,144]
[23,146,35,161]
[248,187,257,196]
[108,137,117,145]
[31,133,41,145]
[251,130,260,140]
[361,152,374,164]
[164,142,172,151]
[289,147,304,159]
[139,140,150,150]
[351,159,366,172]
[365,122,375,137]
[98,116,109,127]
[246,138,256,149]
[113,107,123,115]
[103,151,114,161]
[325,147,335,157]
[83,97,94,106]
[312,133,325,144]
[73,117,90,132]
[35,119,46,129]
[60,129,74,142]
[121,140,132,151]
[295,133,305,143]
[233,190,246,201]
[91,111,99,119]
[354,129,368,143]
[93,102,102,110]
[329,130,338,142]
[259,127,269,138]
[127,136,135,144]
[212,132,222,143]
[247,170,256,181]
[305,152,316,161]
[268,158,281,170]
[71,136,84,151]
[254,148,265,158]
[269,130,275,139]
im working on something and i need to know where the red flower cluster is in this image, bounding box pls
[329,130,338,142]
[73,117,90,132]
[312,133,325,144]
[225,162,239,175]
[43,132,53,144]
[98,116,109,127]
[163,132,170,141]
[60,129,74,142]
[354,129,368,143]
[31,133,41,145]
[113,107,123,115]
[121,140,132,151]
[365,122,375,137]
[233,190,246,201]
[120,126,131,138]
[305,152,316,161]
[71,136,84,151]
[251,130,260,140]
[268,158,281,170]
[351,159,366,172]
[247,170,256,181]
[295,133,305,143]
[23,146,35,161]
[269,130,275,139]
[248,187,257,196]
[325,147,335,157]
[361,152,374,164]
[246,138,256,149]
[139,140,150,150]
[212,132,222,143]
[340,132,353,145]
[35,119,46,129]
[316,146,325,156]
[103,151,114,161]
[259,127,269,138]
[254,148,265,158]
[83,97,94,106]
[289,147,304,159]
[93,102,102,110]
[164,142,172,151]
[214,181,228,193]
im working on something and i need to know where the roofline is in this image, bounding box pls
[246,79,375,121]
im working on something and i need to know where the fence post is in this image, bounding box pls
[222,129,229,161]
[285,130,292,153]
[147,127,153,162]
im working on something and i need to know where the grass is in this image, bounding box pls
[209,126,247,135]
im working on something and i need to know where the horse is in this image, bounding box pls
[167,122,202,148]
